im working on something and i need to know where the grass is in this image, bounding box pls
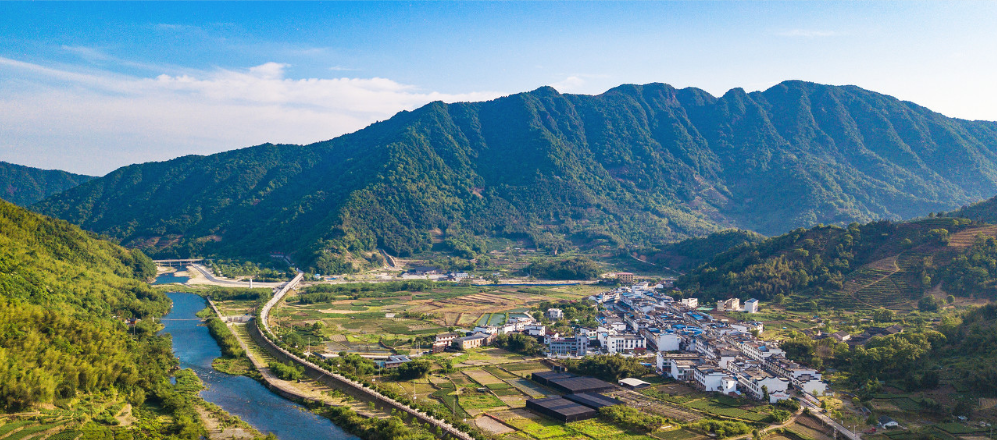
[458,393,505,410]
[654,429,700,440]
[934,422,984,435]
[5,422,64,440]
[569,419,624,437]
[47,431,82,440]
[0,420,32,436]
[684,399,769,422]
[504,362,547,371]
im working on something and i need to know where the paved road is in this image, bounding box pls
[187,264,283,288]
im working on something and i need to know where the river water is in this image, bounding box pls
[153,273,190,285]
[161,292,358,440]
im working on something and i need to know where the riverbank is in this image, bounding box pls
[161,292,359,440]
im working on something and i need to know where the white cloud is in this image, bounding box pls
[551,76,587,93]
[0,57,501,175]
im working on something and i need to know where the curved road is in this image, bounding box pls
[187,264,283,288]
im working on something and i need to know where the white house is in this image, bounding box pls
[657,332,681,352]
[548,336,588,358]
[716,298,741,312]
[472,325,499,335]
[680,298,698,308]
[737,368,790,400]
[524,324,547,337]
[743,298,760,313]
[546,308,564,320]
[694,365,738,394]
[604,334,646,354]
[797,375,827,396]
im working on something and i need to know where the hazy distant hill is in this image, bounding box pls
[0,161,95,206]
[33,81,997,273]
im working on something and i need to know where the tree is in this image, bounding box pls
[395,360,432,380]
[874,308,896,323]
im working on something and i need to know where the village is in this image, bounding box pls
[421,274,832,417]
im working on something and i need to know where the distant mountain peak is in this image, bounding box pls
[33,81,997,273]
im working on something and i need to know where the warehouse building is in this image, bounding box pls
[525,397,598,423]
[563,392,623,409]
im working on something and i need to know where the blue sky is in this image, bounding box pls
[2,2,996,175]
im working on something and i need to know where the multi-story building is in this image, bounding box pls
[546,308,564,320]
[616,272,635,284]
[548,336,588,358]
[716,297,741,312]
[603,334,646,354]
[743,298,760,313]
[432,332,460,353]
[737,368,790,401]
[693,365,738,394]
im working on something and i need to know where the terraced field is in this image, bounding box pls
[948,225,997,248]
[0,416,76,440]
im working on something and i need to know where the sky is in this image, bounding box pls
[2,2,997,175]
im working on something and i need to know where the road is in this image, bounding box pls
[186,264,284,288]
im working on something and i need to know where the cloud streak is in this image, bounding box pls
[0,57,501,174]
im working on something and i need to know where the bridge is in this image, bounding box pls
[153,258,205,268]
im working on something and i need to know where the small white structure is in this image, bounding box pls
[743,298,760,313]
[878,416,899,429]
[619,378,651,390]
[680,298,698,308]
[546,308,564,320]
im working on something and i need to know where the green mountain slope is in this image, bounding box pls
[33,81,997,273]
[0,161,95,206]
[675,215,997,310]
[950,195,997,224]
[0,199,178,416]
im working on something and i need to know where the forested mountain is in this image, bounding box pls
[33,81,997,273]
[676,215,997,310]
[644,229,765,271]
[0,161,95,206]
[0,199,181,419]
[950,195,997,224]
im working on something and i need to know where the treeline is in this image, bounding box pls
[268,361,304,381]
[525,256,601,280]
[492,333,544,356]
[564,354,650,381]
[206,317,244,358]
[298,281,438,303]
[936,235,997,298]
[209,259,292,282]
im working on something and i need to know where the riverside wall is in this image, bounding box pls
[252,274,474,440]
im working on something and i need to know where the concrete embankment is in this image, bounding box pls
[245,274,475,440]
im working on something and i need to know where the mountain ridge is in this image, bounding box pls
[0,160,95,206]
[33,80,997,273]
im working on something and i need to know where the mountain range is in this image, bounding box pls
[0,161,94,206]
[31,80,997,272]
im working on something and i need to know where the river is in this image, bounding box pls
[161,292,358,440]
[153,273,190,285]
